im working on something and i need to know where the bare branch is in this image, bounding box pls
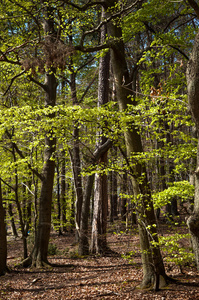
[5,130,43,181]
[3,70,26,96]
[28,75,48,92]
[75,0,140,52]
[79,68,98,103]
[0,178,15,191]
[61,0,106,11]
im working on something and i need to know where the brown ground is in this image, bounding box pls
[1,224,199,300]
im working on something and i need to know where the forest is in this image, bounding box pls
[1,0,199,299]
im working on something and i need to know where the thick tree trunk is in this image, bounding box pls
[187,30,199,269]
[105,0,167,288]
[30,69,57,267]
[0,181,8,275]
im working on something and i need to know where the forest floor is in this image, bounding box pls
[1,220,199,299]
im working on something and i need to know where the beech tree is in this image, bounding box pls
[186,0,199,271]
[0,1,197,291]
[90,9,110,254]
[0,181,7,275]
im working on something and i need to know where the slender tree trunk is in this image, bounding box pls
[79,174,95,255]
[121,172,127,224]
[0,181,8,275]
[12,147,27,259]
[60,151,67,232]
[105,0,167,288]
[22,4,57,267]
[56,155,62,235]
[186,29,199,270]
[68,44,84,237]
[8,202,18,238]
[90,11,110,254]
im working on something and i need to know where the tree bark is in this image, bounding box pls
[90,10,110,254]
[110,146,118,223]
[22,3,57,268]
[68,42,84,237]
[186,30,199,270]
[60,151,67,232]
[105,0,167,288]
[0,181,8,275]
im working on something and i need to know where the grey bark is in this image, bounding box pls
[90,11,110,254]
[79,139,112,255]
[22,3,57,267]
[105,0,167,288]
[186,29,199,270]
[0,181,7,275]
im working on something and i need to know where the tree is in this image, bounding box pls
[0,180,8,275]
[186,0,199,271]
[103,0,167,289]
[90,8,110,254]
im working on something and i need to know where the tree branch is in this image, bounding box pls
[187,0,199,19]
[28,75,48,92]
[0,178,15,191]
[93,139,112,162]
[5,130,43,181]
[75,0,140,52]
[143,21,189,60]
[79,68,98,103]
[3,70,26,96]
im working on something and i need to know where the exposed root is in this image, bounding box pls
[17,255,52,270]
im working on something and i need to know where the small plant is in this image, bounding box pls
[121,250,137,264]
[152,233,195,270]
[68,250,82,259]
[48,243,58,256]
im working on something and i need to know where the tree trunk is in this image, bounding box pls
[79,174,95,255]
[121,172,127,225]
[30,86,56,267]
[69,45,84,237]
[105,0,167,288]
[60,151,67,232]
[90,11,110,254]
[0,181,8,275]
[187,30,199,270]
[56,156,62,235]
[22,4,57,267]
[8,202,18,238]
[12,147,27,259]
[110,146,118,223]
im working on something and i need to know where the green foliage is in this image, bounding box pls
[153,233,195,267]
[48,243,58,256]
[153,181,194,209]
